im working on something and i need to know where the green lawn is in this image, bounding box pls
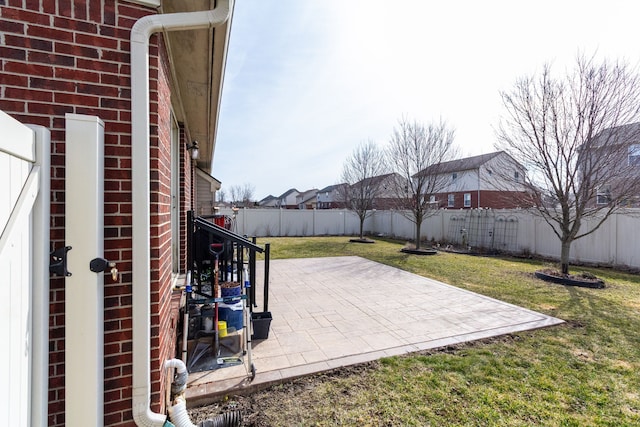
[219,237,640,426]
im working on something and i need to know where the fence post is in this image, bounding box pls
[64,114,104,425]
[341,210,345,235]
[263,243,270,312]
[610,212,618,266]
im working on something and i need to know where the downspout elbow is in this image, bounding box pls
[133,404,169,427]
[131,0,232,44]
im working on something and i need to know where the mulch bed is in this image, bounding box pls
[400,247,438,255]
[534,269,605,289]
[349,238,376,244]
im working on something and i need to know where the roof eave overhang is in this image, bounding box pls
[161,0,233,173]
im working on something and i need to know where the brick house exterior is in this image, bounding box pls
[276,188,299,209]
[316,183,347,209]
[415,152,533,210]
[296,188,318,209]
[579,122,640,208]
[345,172,403,210]
[0,1,231,425]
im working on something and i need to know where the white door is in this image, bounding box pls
[0,111,50,427]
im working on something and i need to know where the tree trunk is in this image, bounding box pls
[415,221,422,250]
[560,238,571,275]
[359,218,364,240]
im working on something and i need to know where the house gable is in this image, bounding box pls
[278,188,300,208]
[419,152,530,209]
[316,183,347,209]
[296,189,318,209]
[258,195,278,207]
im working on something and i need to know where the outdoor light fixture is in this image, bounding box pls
[186,141,199,160]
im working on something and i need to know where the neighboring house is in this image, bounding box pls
[580,122,640,207]
[258,194,279,208]
[196,168,221,216]
[296,188,318,209]
[277,188,300,209]
[0,1,233,425]
[316,183,347,209]
[415,152,531,209]
[350,172,402,210]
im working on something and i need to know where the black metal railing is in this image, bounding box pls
[187,210,270,311]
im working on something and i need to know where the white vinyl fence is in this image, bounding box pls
[220,207,640,269]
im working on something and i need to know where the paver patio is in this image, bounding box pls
[186,256,563,405]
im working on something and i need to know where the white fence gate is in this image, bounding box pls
[0,111,50,427]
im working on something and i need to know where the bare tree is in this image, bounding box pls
[227,183,255,207]
[217,189,226,204]
[387,117,457,250]
[340,140,388,240]
[228,185,241,205]
[496,54,640,274]
[240,182,255,207]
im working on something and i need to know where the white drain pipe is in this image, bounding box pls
[130,1,232,426]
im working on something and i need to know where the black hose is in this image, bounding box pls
[198,410,242,427]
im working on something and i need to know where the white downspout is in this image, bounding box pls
[130,1,232,426]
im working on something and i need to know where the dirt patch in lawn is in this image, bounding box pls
[187,335,522,426]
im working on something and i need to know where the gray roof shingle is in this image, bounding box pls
[414,152,503,177]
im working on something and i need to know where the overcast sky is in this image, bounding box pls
[212,0,640,201]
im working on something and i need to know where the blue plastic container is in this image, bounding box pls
[221,283,241,300]
[218,301,243,331]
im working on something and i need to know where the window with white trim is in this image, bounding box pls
[629,144,640,166]
[448,194,455,207]
[464,193,471,207]
[597,185,611,205]
[170,115,180,274]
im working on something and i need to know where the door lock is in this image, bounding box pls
[89,258,118,282]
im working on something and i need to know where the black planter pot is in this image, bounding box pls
[400,248,438,256]
[534,270,605,289]
[251,311,272,340]
[349,238,375,244]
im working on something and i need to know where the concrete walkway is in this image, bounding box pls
[186,256,563,405]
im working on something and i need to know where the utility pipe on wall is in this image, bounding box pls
[130,1,232,426]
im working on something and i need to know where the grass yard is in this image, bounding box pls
[193,236,640,426]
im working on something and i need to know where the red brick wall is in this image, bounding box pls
[477,191,534,209]
[434,190,533,209]
[0,1,185,425]
[149,35,179,418]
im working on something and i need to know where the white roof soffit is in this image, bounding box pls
[161,0,233,173]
